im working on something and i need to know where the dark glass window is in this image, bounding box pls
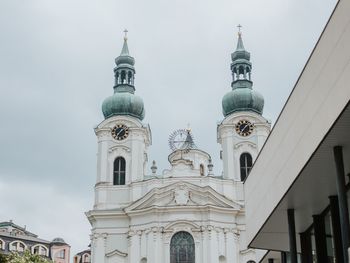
[200,164,204,176]
[240,153,253,181]
[170,231,195,263]
[113,157,126,185]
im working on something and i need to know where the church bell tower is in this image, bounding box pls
[217,29,271,181]
[93,33,151,210]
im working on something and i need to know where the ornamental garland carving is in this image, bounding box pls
[234,141,256,149]
[91,232,108,240]
[127,225,239,239]
[108,145,131,153]
[96,130,110,139]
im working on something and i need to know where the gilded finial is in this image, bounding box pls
[237,24,242,36]
[123,29,128,40]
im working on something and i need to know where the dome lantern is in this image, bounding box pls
[222,27,264,116]
[102,31,145,120]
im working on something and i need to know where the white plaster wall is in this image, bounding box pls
[89,201,264,263]
[217,112,271,181]
[90,108,269,263]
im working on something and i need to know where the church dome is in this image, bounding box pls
[102,92,145,120]
[222,87,264,116]
[231,49,250,61]
[115,55,135,66]
[51,237,66,244]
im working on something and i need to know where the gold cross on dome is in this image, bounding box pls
[237,24,242,32]
[123,29,128,39]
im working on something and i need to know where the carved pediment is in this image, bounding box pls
[124,182,242,213]
[105,249,127,258]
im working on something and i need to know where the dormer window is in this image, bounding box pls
[83,253,91,263]
[11,230,24,236]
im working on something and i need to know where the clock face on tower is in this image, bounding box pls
[111,124,129,140]
[235,120,254,137]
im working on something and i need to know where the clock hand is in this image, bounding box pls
[117,129,124,136]
[242,124,249,132]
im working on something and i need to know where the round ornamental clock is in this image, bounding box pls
[168,129,195,152]
[111,124,129,141]
[235,120,254,137]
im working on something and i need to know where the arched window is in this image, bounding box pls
[9,241,26,252]
[32,244,48,256]
[140,258,147,263]
[0,239,4,250]
[128,71,133,84]
[121,71,126,84]
[83,253,91,263]
[240,153,253,181]
[219,255,226,263]
[116,72,120,84]
[246,67,251,80]
[238,66,244,79]
[199,164,204,176]
[113,157,126,185]
[170,231,195,263]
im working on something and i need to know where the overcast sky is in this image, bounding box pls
[0,0,337,259]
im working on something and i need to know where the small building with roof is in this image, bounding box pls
[0,221,70,263]
[73,248,91,263]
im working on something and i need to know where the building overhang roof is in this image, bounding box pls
[248,103,350,251]
[244,0,350,251]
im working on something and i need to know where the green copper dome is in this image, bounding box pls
[102,34,145,121]
[102,92,145,120]
[222,31,264,117]
[222,87,264,116]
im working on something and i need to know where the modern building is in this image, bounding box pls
[244,1,350,263]
[86,28,271,263]
[0,221,70,262]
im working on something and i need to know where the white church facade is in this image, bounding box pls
[86,31,271,263]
